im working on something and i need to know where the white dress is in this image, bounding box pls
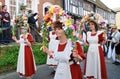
[85,31,103,79]
[46,31,58,66]
[53,39,72,79]
[17,33,36,76]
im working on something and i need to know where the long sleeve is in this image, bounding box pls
[76,42,86,59]
[28,13,38,24]
[98,32,105,43]
[27,34,33,44]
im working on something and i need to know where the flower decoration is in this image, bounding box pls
[14,14,28,27]
[40,5,80,51]
[79,12,106,33]
[65,19,72,26]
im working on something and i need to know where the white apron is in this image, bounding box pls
[85,31,102,79]
[46,31,58,65]
[53,39,72,79]
[17,34,36,75]
[17,34,25,74]
[107,42,112,59]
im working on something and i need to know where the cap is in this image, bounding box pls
[111,25,117,29]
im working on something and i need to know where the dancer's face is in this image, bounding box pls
[88,22,96,31]
[55,28,64,37]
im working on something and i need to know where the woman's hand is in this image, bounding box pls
[72,50,78,58]
[78,34,83,41]
[42,46,48,53]
[12,36,19,44]
[85,42,89,46]
[42,47,54,56]
[12,36,17,41]
[72,50,83,61]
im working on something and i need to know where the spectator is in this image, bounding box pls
[1,5,11,44]
[107,25,120,65]
[28,10,39,42]
[0,12,2,43]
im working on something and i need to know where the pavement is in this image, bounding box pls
[0,58,120,79]
[0,65,54,79]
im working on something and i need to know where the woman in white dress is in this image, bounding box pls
[84,20,107,79]
[12,27,36,79]
[43,21,85,79]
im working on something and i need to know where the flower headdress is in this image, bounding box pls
[40,5,78,50]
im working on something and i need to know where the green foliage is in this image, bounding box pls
[0,44,47,73]
[0,28,2,34]
[65,27,79,42]
[0,46,18,67]
[32,44,47,65]
[83,45,89,53]
[40,23,49,46]
[65,27,73,39]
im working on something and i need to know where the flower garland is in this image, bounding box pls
[14,15,28,27]
[40,5,78,51]
[40,5,106,52]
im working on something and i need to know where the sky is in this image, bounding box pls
[100,0,120,9]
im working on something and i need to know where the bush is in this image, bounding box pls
[0,44,47,73]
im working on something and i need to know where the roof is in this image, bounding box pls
[87,0,111,12]
[113,8,120,12]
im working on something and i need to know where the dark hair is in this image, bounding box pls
[53,21,63,30]
[2,5,6,9]
[88,20,99,31]
[28,10,32,14]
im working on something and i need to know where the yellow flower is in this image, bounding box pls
[40,45,46,51]
[22,16,27,20]
[59,9,63,15]
[47,22,52,27]
[15,16,19,19]
[65,20,72,26]
[49,6,55,13]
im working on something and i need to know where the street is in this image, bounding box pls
[0,58,120,79]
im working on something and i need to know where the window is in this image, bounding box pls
[26,0,32,9]
[9,0,16,19]
[8,0,32,19]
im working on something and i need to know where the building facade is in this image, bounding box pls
[0,0,116,26]
[0,0,62,27]
[38,0,62,26]
[114,8,120,30]
[63,0,116,25]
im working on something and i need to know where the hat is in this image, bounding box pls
[111,25,117,29]
[20,4,27,10]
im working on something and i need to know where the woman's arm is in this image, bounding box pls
[43,46,53,56]
[12,36,19,44]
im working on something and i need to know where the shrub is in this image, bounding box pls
[0,44,47,73]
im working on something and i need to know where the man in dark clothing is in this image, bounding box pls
[1,5,11,44]
[28,10,39,42]
[0,13,2,43]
